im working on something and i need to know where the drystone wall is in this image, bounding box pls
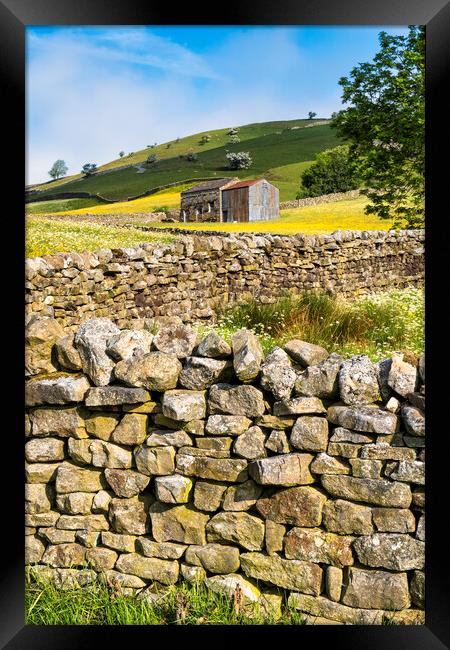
[25,316,425,624]
[279,190,361,210]
[25,230,424,331]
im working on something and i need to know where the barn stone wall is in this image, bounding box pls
[25,230,425,332]
[25,318,425,624]
[180,188,222,222]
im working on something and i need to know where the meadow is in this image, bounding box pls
[127,197,393,235]
[25,217,174,259]
[26,195,395,257]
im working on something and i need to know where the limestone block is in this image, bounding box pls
[206,512,265,551]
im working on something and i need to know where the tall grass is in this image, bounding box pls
[197,288,424,361]
[25,570,305,626]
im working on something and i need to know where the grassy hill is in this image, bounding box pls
[27,118,340,203]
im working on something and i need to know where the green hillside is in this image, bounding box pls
[28,119,340,202]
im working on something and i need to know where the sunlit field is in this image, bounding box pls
[26,217,173,258]
[26,196,394,257]
[127,197,393,234]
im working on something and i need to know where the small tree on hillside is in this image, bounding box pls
[119,151,125,158]
[228,135,240,144]
[200,134,211,144]
[297,145,360,198]
[81,163,97,177]
[48,159,68,180]
[308,111,317,120]
[146,154,158,165]
[226,152,253,170]
[227,127,239,136]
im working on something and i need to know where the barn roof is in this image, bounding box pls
[181,178,238,194]
[223,178,267,190]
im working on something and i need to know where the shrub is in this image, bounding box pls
[185,150,198,162]
[81,163,97,177]
[227,127,239,136]
[146,154,158,165]
[226,152,252,170]
[297,145,360,198]
[228,135,240,144]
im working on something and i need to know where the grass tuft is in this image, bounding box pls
[195,287,424,361]
[25,570,305,626]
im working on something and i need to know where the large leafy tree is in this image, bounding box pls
[332,26,424,228]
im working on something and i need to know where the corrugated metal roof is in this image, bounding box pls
[223,178,267,190]
[181,178,238,194]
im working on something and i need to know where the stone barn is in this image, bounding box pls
[180,177,279,223]
[180,178,238,222]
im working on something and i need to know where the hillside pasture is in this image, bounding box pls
[25,197,104,215]
[46,189,184,216]
[29,121,339,202]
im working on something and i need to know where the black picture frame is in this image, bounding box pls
[2,0,448,647]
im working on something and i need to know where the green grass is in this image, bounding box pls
[30,119,339,202]
[25,571,305,626]
[26,217,174,258]
[195,288,424,362]
[25,198,104,215]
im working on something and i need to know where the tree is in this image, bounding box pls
[228,135,240,144]
[227,127,239,136]
[226,152,252,170]
[146,154,158,165]
[308,112,317,120]
[331,26,424,228]
[185,150,198,162]
[48,159,68,180]
[200,134,211,144]
[297,145,360,198]
[81,163,97,177]
[119,151,125,158]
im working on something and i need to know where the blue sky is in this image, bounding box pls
[26,25,409,184]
